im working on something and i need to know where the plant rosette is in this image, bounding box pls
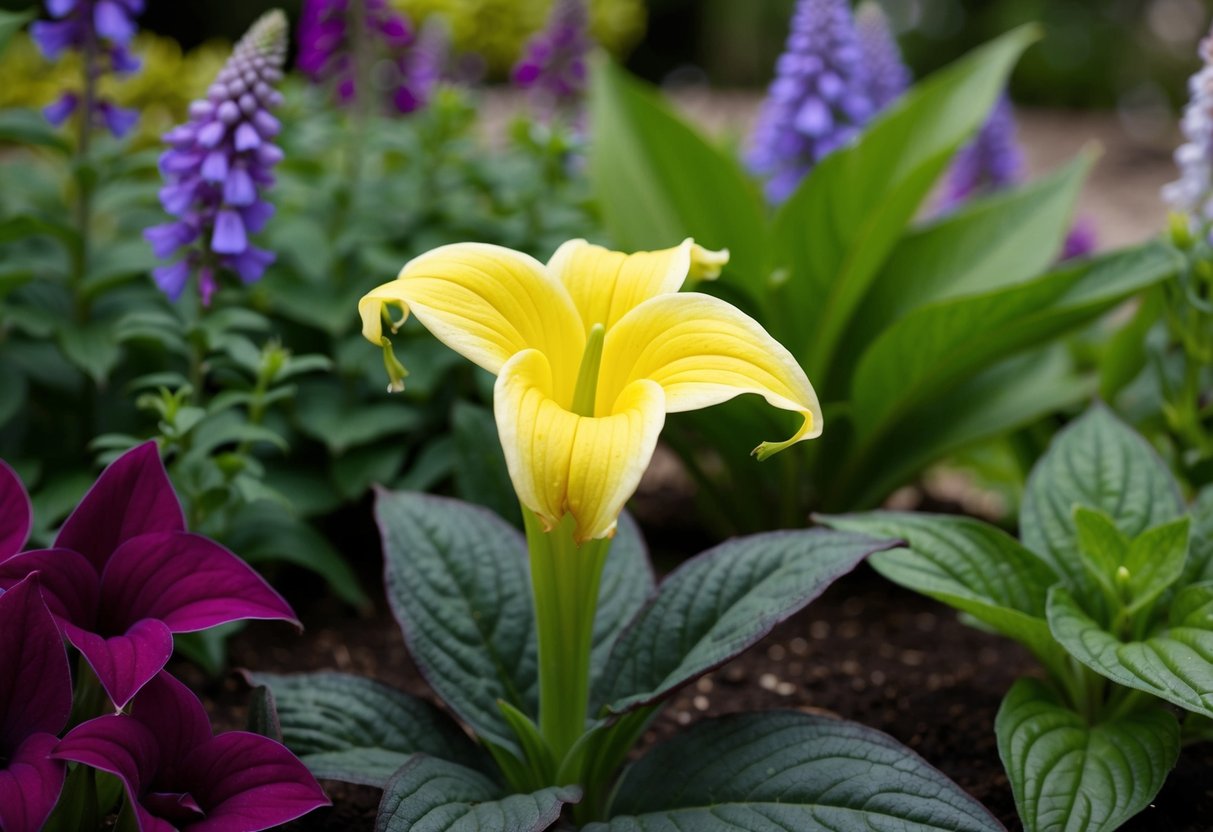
[822,404,1213,832]
[253,238,1008,831]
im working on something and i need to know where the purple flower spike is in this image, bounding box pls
[512,0,592,116]
[0,460,32,558]
[944,94,1024,207]
[55,672,330,832]
[855,1,909,111]
[747,0,879,202]
[1164,22,1213,230]
[0,443,299,709]
[0,577,72,832]
[145,10,288,304]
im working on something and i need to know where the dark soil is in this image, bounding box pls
[182,563,1213,832]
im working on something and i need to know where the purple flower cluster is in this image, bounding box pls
[747,0,910,203]
[1163,24,1213,227]
[144,11,288,304]
[512,0,592,114]
[298,0,439,114]
[0,447,327,832]
[30,0,142,136]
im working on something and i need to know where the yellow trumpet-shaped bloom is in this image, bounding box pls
[360,238,822,542]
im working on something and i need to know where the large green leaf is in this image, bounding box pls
[820,512,1068,677]
[773,26,1038,381]
[58,320,122,384]
[377,490,537,749]
[851,242,1180,447]
[376,756,579,832]
[591,711,1004,832]
[295,381,423,454]
[452,401,520,527]
[1184,486,1213,586]
[590,512,654,683]
[246,672,490,787]
[1047,584,1213,718]
[587,58,768,295]
[594,530,895,715]
[996,678,1179,832]
[1020,404,1184,589]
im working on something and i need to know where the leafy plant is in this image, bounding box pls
[821,404,1213,832]
[588,27,1181,534]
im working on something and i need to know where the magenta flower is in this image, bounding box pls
[512,0,592,115]
[54,671,329,831]
[0,576,72,832]
[0,443,298,710]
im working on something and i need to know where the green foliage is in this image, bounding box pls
[822,404,1213,832]
[589,28,1179,533]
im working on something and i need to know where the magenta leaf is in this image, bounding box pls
[0,548,100,623]
[64,618,174,709]
[55,442,185,572]
[0,733,67,832]
[0,576,72,749]
[99,532,298,633]
[0,460,30,558]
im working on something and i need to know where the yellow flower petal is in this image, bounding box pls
[359,243,586,401]
[547,238,729,334]
[597,292,822,459]
[495,349,666,542]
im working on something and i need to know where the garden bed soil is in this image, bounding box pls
[186,562,1213,832]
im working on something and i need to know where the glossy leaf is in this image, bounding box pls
[593,711,1004,832]
[996,678,1178,832]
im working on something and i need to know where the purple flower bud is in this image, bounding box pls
[43,92,79,126]
[513,0,591,116]
[146,10,288,304]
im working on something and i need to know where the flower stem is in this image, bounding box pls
[524,509,611,769]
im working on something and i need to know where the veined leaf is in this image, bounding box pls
[996,678,1179,832]
[1184,486,1213,586]
[452,401,520,527]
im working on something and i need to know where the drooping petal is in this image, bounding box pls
[0,460,31,558]
[98,531,297,633]
[0,733,66,832]
[546,238,728,333]
[0,548,100,628]
[126,673,212,770]
[598,292,822,460]
[64,618,174,709]
[359,243,585,402]
[55,442,185,572]
[495,349,666,541]
[179,732,330,829]
[53,715,162,827]
[0,577,72,750]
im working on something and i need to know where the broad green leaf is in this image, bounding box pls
[996,678,1179,832]
[1021,404,1184,589]
[590,512,654,683]
[58,321,122,384]
[376,756,579,832]
[332,444,406,501]
[820,511,1068,677]
[82,239,158,300]
[588,58,768,295]
[1119,517,1190,616]
[593,711,1003,832]
[0,109,71,153]
[377,490,537,749]
[852,242,1180,447]
[247,672,490,787]
[774,26,1038,381]
[1184,486,1213,586]
[1073,507,1130,600]
[1100,288,1163,400]
[594,530,895,715]
[295,382,423,454]
[1048,584,1213,718]
[0,359,27,428]
[452,401,520,527]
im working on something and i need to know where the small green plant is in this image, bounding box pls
[822,404,1213,832]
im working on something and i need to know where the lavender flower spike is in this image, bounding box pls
[944,94,1024,207]
[1163,23,1213,228]
[30,0,142,136]
[856,1,910,111]
[144,10,288,304]
[513,0,593,116]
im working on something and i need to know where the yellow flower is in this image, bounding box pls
[360,239,822,542]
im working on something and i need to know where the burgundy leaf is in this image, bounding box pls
[55,442,185,572]
[0,577,71,752]
[99,532,298,633]
[0,460,30,559]
[0,733,66,832]
[64,618,174,709]
[0,548,100,624]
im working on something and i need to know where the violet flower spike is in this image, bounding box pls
[512,0,592,116]
[0,443,299,710]
[1163,22,1213,230]
[0,576,73,832]
[855,1,909,111]
[144,9,288,304]
[943,94,1024,207]
[747,0,875,203]
[54,671,329,832]
[31,0,143,136]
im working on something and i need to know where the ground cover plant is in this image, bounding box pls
[822,405,1213,832]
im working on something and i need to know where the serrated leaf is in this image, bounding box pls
[247,672,490,788]
[377,490,537,750]
[595,530,895,715]
[1021,404,1184,590]
[376,756,579,832]
[996,677,1179,832]
[593,711,1004,832]
[452,401,520,526]
[590,512,654,684]
[1048,584,1213,718]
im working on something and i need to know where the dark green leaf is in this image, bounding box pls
[295,383,423,454]
[0,8,32,56]
[452,402,520,526]
[590,512,654,684]
[58,322,122,384]
[332,444,406,501]
[996,677,1179,832]
[0,109,71,153]
[246,685,283,742]
[0,359,27,428]
[1184,486,1213,586]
